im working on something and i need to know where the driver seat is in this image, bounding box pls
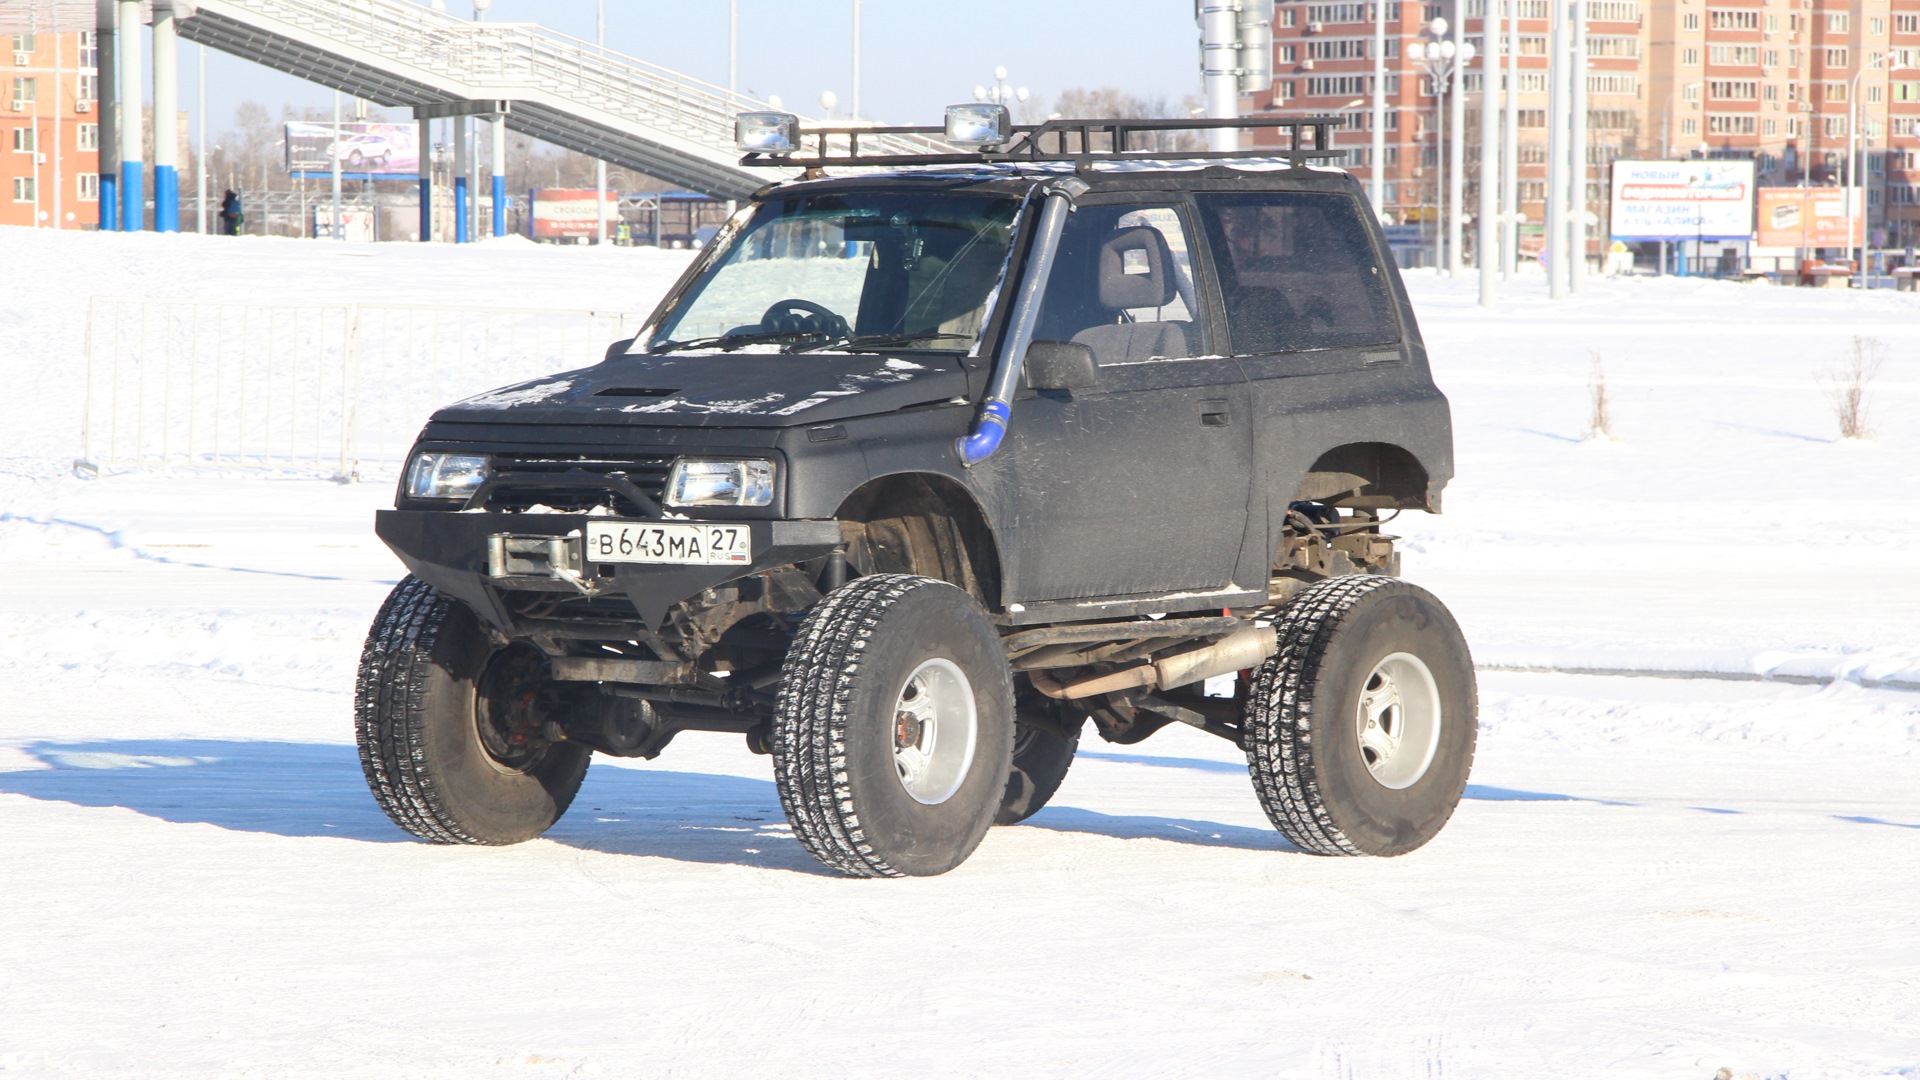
[1070,226,1191,365]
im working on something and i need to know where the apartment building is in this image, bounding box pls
[2,29,101,229]
[1250,0,1920,252]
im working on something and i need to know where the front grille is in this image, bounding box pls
[484,452,673,515]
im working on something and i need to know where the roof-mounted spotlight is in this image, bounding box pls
[735,111,801,154]
[944,103,1013,149]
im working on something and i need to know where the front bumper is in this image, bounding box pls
[375,510,843,631]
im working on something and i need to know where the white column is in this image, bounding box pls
[1371,0,1387,214]
[1546,0,1567,297]
[97,0,118,230]
[330,90,343,240]
[852,0,862,119]
[117,0,142,230]
[490,115,506,237]
[52,0,63,229]
[1447,2,1467,275]
[1503,0,1519,276]
[1200,2,1241,152]
[1477,0,1499,305]
[1569,0,1588,290]
[152,0,179,231]
[595,0,607,244]
[197,43,207,232]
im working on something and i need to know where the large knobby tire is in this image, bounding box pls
[354,576,591,845]
[773,574,1014,877]
[1244,576,1477,857]
[996,701,1081,826]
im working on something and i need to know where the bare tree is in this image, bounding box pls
[1587,353,1612,441]
[1049,88,1205,152]
[1822,336,1884,440]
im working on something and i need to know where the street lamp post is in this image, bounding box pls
[1848,53,1914,289]
[1410,22,1473,273]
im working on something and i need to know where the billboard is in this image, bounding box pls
[1756,187,1859,249]
[1609,160,1756,241]
[530,188,618,240]
[284,122,420,177]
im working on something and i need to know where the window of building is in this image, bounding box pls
[78,172,98,201]
[76,73,95,102]
[1766,14,1778,32]
[1519,71,1547,93]
[1519,179,1545,202]
[1823,115,1846,137]
[11,175,33,202]
[11,34,36,54]
[1684,83,1700,101]
[1588,0,1639,21]
[1709,10,1760,31]
[1588,72,1638,94]
[1588,35,1639,58]
[1681,117,1698,134]
[1281,7,1298,27]
[1306,38,1373,61]
[1303,2,1402,23]
[1825,81,1848,102]
[1683,47,1699,66]
[1516,0,1548,16]
[1520,34,1548,56]
[1519,143,1548,164]
[1424,3,1443,20]
[1710,44,1760,65]
[1518,108,1546,127]
[1897,81,1920,103]
[1899,14,1920,35]
[1763,83,1779,101]
[1825,47,1848,67]
[79,31,96,69]
[1683,12,1700,30]
[1868,84,1883,103]
[1710,80,1759,100]
[1870,17,1885,36]
[77,122,97,150]
[1827,13,1848,33]
[11,125,35,152]
[1763,49,1778,68]
[1708,114,1757,135]
[1282,45,1297,63]
[1789,47,1799,69]
[1764,118,1777,135]
[11,76,35,104]
[1589,109,1636,129]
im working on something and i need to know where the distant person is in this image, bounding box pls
[218,189,243,236]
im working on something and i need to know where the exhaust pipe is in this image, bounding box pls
[1030,625,1276,700]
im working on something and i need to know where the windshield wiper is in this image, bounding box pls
[649,330,829,354]
[790,332,974,354]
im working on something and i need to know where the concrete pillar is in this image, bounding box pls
[1569,0,1588,290]
[1477,0,1500,306]
[1447,0,1467,276]
[453,117,470,243]
[117,0,143,230]
[418,116,432,241]
[152,1,179,232]
[97,0,118,231]
[491,118,506,237]
[1546,0,1567,297]
[1503,0,1519,276]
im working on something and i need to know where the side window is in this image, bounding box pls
[1032,203,1203,366]
[1194,192,1399,354]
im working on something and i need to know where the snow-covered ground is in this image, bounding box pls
[2,226,1917,1080]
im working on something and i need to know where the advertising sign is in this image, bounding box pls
[1609,160,1756,241]
[1756,187,1859,248]
[530,188,619,240]
[284,122,420,177]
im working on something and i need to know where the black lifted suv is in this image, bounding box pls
[355,110,1475,877]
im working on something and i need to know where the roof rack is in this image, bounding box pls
[740,115,1348,171]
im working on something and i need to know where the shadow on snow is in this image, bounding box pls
[0,738,1326,869]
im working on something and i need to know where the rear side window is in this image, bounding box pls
[1194,192,1399,354]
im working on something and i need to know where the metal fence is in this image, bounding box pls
[80,297,648,479]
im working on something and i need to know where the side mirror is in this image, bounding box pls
[1024,339,1098,391]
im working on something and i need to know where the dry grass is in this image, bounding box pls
[1823,336,1884,440]
[1587,353,1613,441]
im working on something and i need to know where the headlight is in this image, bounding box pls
[405,452,490,501]
[665,458,775,508]
[735,111,800,154]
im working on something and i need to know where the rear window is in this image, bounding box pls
[1194,192,1399,354]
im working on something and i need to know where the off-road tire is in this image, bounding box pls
[997,705,1081,825]
[1243,575,1476,857]
[773,574,1014,877]
[354,576,591,845]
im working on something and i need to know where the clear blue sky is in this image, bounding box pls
[178,0,1202,136]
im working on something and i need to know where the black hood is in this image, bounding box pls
[431,351,972,428]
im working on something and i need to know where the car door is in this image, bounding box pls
[986,198,1254,604]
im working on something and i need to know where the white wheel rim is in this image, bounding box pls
[1354,651,1442,790]
[891,658,978,805]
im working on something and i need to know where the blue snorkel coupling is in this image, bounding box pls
[955,177,1087,467]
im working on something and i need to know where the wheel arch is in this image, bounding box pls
[1292,441,1435,511]
[834,471,1004,610]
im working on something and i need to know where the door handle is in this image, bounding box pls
[1199,398,1230,427]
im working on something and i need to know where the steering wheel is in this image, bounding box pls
[760,298,851,340]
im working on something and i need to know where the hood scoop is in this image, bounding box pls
[593,387,680,398]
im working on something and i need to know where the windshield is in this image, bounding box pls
[647,191,1022,355]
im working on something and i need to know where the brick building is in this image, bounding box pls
[2,29,100,229]
[1249,0,1920,254]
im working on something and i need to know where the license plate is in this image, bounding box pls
[584,522,753,566]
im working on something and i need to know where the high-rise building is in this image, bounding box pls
[2,29,101,229]
[1248,0,1920,255]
